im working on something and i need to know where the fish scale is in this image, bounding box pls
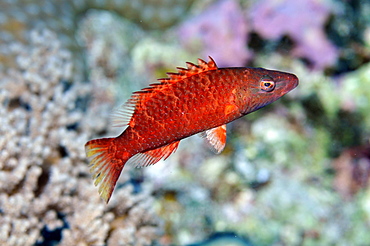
[85,57,299,203]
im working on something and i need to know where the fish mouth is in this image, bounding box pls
[283,73,299,91]
[277,73,299,96]
[291,74,299,89]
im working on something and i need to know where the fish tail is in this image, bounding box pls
[85,138,127,203]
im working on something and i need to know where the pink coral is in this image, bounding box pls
[178,0,252,67]
[250,0,338,69]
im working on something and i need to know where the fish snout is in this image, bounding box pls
[290,73,299,90]
[281,73,299,92]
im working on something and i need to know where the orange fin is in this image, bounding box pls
[159,56,218,83]
[127,141,180,168]
[111,57,218,128]
[85,138,126,203]
[200,125,227,154]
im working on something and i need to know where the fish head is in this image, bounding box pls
[241,68,299,114]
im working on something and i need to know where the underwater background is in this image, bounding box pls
[1,0,370,245]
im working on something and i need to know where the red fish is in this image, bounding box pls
[85,57,298,202]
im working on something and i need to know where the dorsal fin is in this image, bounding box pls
[111,96,139,128]
[111,57,218,128]
[157,56,218,84]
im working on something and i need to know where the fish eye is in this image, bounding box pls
[260,76,275,92]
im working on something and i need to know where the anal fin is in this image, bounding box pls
[127,141,180,168]
[200,125,227,154]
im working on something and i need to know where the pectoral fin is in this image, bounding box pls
[200,125,227,154]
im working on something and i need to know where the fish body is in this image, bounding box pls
[85,57,298,202]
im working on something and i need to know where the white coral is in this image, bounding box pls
[0,29,161,246]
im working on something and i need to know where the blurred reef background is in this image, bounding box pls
[1,0,370,245]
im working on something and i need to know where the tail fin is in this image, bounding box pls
[85,138,126,203]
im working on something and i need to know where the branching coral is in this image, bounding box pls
[0,29,161,246]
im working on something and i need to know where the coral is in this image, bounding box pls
[0,29,161,246]
[249,0,338,69]
[178,0,252,67]
[339,63,370,122]
[332,145,370,199]
[324,0,370,73]
[130,37,194,79]
[112,0,195,29]
[0,0,195,73]
[77,9,148,100]
[1,1,369,245]
[188,232,253,246]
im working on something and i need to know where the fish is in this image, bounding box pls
[85,57,299,203]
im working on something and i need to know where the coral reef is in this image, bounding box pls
[333,145,370,199]
[178,0,252,67]
[78,3,370,244]
[0,0,195,73]
[0,29,161,246]
[1,0,370,245]
[249,0,338,69]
